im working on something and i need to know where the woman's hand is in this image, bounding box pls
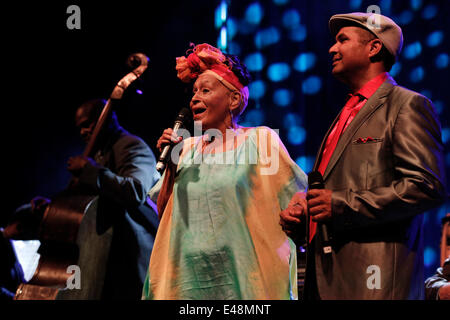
[156,128,183,152]
[279,192,307,241]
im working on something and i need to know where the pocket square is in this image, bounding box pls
[353,136,383,144]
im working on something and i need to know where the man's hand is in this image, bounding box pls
[306,189,333,222]
[2,196,50,240]
[279,192,307,239]
[31,196,51,214]
[67,155,96,176]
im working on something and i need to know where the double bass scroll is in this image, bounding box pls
[84,53,149,158]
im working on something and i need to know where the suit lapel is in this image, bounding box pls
[318,76,397,181]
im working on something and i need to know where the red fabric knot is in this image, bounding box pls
[185,53,201,80]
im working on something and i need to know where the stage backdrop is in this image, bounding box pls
[214,0,449,279]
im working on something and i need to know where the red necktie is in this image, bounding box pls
[309,94,362,242]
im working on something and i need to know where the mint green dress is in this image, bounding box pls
[143,127,307,299]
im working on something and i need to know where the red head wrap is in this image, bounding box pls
[175,43,244,90]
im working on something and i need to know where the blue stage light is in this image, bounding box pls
[245,3,264,25]
[293,52,316,72]
[397,10,414,25]
[287,126,306,145]
[435,53,449,69]
[227,18,238,40]
[434,100,444,115]
[390,62,402,77]
[349,0,362,10]
[423,210,430,224]
[410,0,422,11]
[380,0,392,15]
[420,90,432,99]
[273,0,289,5]
[422,4,438,19]
[244,52,266,72]
[288,24,307,42]
[427,30,444,47]
[227,42,241,55]
[283,112,302,128]
[267,63,291,82]
[238,19,257,35]
[214,1,228,29]
[243,109,265,126]
[442,127,450,144]
[282,9,300,29]
[254,27,280,49]
[301,76,322,95]
[295,156,315,173]
[404,41,422,59]
[218,26,227,51]
[273,89,292,107]
[424,246,437,267]
[248,80,266,100]
[436,206,450,225]
[409,66,425,83]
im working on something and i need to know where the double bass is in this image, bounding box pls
[14,53,149,300]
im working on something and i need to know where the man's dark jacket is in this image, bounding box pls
[78,126,160,299]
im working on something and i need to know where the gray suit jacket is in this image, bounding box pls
[78,126,160,299]
[310,75,446,299]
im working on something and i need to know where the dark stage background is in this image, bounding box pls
[5,0,449,283]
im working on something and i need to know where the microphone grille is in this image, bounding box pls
[308,171,324,185]
[176,107,192,123]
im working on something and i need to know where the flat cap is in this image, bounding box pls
[329,12,403,59]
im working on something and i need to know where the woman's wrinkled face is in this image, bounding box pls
[190,73,231,132]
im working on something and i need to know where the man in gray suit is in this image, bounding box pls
[67,99,160,299]
[5,99,160,299]
[280,13,446,299]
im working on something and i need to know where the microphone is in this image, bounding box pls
[308,171,332,255]
[155,107,192,173]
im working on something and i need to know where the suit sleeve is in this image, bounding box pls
[331,94,446,231]
[425,259,450,300]
[79,135,160,207]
